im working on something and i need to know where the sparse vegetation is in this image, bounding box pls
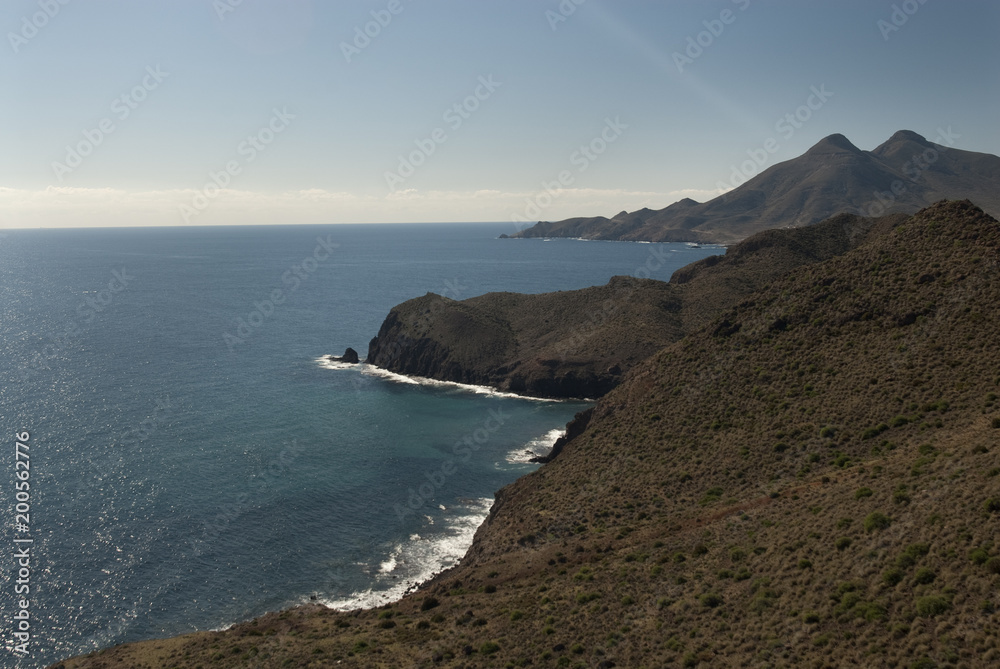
[55,201,1000,669]
[864,512,891,533]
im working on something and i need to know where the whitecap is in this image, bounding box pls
[506,428,564,464]
[318,498,492,611]
[315,356,359,371]
[355,364,565,402]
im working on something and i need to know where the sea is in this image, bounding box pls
[0,223,723,666]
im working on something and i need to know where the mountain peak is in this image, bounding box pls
[871,129,935,159]
[805,133,863,155]
[886,129,929,145]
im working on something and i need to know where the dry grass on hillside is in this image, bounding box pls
[58,202,1000,669]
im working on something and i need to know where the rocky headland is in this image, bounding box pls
[365,208,902,400]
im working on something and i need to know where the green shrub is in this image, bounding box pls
[699,593,723,608]
[700,487,724,505]
[986,557,1000,574]
[910,658,937,669]
[883,568,904,586]
[750,590,776,612]
[893,486,911,505]
[510,610,524,622]
[915,595,951,617]
[480,641,500,655]
[913,568,936,584]
[864,512,891,532]
[984,497,1000,513]
[862,423,889,440]
[420,597,439,611]
[835,537,852,551]
[856,601,887,621]
[836,591,862,615]
[855,487,873,499]
[798,559,813,570]
[969,548,990,565]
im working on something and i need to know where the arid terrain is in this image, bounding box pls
[57,201,1000,668]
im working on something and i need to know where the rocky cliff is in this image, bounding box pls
[366,208,903,398]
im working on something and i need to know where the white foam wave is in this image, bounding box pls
[356,364,565,402]
[506,428,564,464]
[315,355,360,371]
[319,498,493,611]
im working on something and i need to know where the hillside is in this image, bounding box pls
[56,202,1000,668]
[366,210,904,399]
[512,131,1000,244]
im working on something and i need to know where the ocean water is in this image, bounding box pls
[0,223,722,666]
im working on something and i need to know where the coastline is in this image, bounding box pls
[317,356,596,403]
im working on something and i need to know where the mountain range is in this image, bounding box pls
[510,130,1000,244]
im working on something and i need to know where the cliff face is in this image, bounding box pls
[365,209,896,398]
[513,130,1000,244]
[56,202,1000,669]
[365,277,683,398]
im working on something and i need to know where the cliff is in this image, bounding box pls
[365,209,902,398]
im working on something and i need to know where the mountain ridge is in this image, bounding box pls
[511,130,1000,244]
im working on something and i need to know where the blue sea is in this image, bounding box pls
[0,223,722,666]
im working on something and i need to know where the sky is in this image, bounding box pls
[0,0,997,228]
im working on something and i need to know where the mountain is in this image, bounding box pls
[55,202,1000,668]
[512,130,1000,244]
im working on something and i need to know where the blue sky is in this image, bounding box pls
[1,0,997,227]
